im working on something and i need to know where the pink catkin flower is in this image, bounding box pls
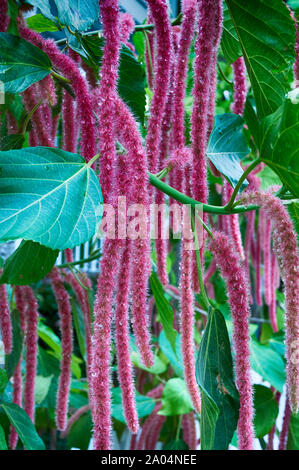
[18,24,95,162]
[182,412,197,450]
[294,15,299,82]
[114,96,153,368]
[209,231,254,450]
[263,217,272,306]
[136,403,163,450]
[255,227,262,306]
[9,286,27,450]
[223,182,245,261]
[0,0,9,32]
[49,267,73,431]
[145,12,155,90]
[146,0,171,175]
[119,12,135,45]
[269,253,278,332]
[243,191,299,413]
[115,239,139,434]
[23,286,38,423]
[22,84,53,147]
[0,282,12,355]
[278,396,291,450]
[62,89,78,153]
[145,413,166,450]
[97,0,121,203]
[232,57,247,115]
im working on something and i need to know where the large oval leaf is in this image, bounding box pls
[226,0,296,118]
[0,33,52,94]
[0,147,103,250]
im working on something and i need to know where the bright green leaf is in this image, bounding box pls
[288,202,299,244]
[34,375,53,405]
[250,339,286,393]
[207,114,249,189]
[253,385,279,438]
[1,403,45,450]
[0,425,7,450]
[26,14,59,32]
[0,33,52,93]
[0,240,59,285]
[159,378,193,416]
[131,351,167,375]
[0,369,8,394]
[0,147,103,250]
[158,330,184,378]
[111,387,155,423]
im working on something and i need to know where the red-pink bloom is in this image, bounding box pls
[209,231,254,450]
[294,15,299,82]
[146,0,171,175]
[269,253,278,332]
[97,0,121,203]
[22,84,53,147]
[0,282,12,355]
[182,412,197,450]
[62,89,78,153]
[119,12,135,46]
[232,57,247,115]
[145,11,155,90]
[255,226,262,306]
[49,267,73,431]
[263,217,272,306]
[278,396,291,450]
[0,0,9,32]
[244,210,256,291]
[136,403,164,450]
[145,412,166,450]
[243,191,299,413]
[19,24,96,162]
[223,182,245,261]
[23,286,38,423]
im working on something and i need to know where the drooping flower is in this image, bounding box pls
[182,412,197,450]
[243,191,299,413]
[22,84,53,147]
[232,57,247,116]
[0,282,12,355]
[278,396,291,450]
[49,267,73,431]
[0,0,9,32]
[119,12,135,50]
[209,231,254,450]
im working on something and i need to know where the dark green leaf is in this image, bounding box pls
[221,3,242,64]
[196,309,240,450]
[287,409,299,449]
[26,14,59,32]
[159,378,193,416]
[253,385,279,438]
[163,439,189,450]
[0,240,58,285]
[250,339,286,393]
[244,98,261,149]
[69,36,146,123]
[0,33,52,93]
[0,147,103,250]
[207,114,249,189]
[2,403,45,450]
[0,369,8,394]
[150,272,177,356]
[5,309,24,379]
[288,202,299,244]
[225,0,296,118]
[70,297,86,359]
[111,387,155,423]
[0,134,25,151]
[158,330,184,378]
[0,425,7,450]
[67,411,92,450]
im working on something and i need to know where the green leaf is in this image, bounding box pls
[163,439,189,450]
[0,369,8,394]
[159,378,193,416]
[0,425,7,450]
[260,99,299,197]
[207,114,249,189]
[26,14,59,32]
[225,0,296,118]
[253,385,279,438]
[67,411,92,450]
[34,375,53,405]
[0,240,58,285]
[0,134,25,151]
[150,272,177,356]
[196,309,240,450]
[56,0,99,31]
[158,330,184,378]
[69,36,146,123]
[25,0,57,22]
[70,297,86,360]
[5,309,24,379]
[250,339,286,393]
[0,147,103,250]
[287,410,299,449]
[111,387,155,424]
[1,403,45,450]
[131,351,167,375]
[221,3,242,64]
[288,202,299,244]
[0,33,52,94]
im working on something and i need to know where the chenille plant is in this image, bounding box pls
[0,0,298,453]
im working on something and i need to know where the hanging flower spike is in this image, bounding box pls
[9,286,27,450]
[255,224,263,306]
[263,217,272,306]
[182,412,197,450]
[23,286,39,423]
[269,253,279,332]
[119,12,135,51]
[22,84,53,147]
[278,395,291,450]
[232,57,247,115]
[243,191,299,413]
[18,23,95,162]
[146,0,172,176]
[293,12,299,82]
[0,282,12,355]
[207,0,223,135]
[0,0,9,32]
[114,96,153,368]
[209,232,254,450]
[97,0,121,203]
[62,88,78,154]
[145,11,155,90]
[49,267,73,431]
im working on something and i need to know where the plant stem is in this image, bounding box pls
[21,99,43,135]
[58,251,101,269]
[217,63,233,86]
[176,415,183,441]
[191,210,210,311]
[135,12,183,31]
[225,159,261,210]
[51,70,71,84]
[148,173,259,214]
[143,30,153,78]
